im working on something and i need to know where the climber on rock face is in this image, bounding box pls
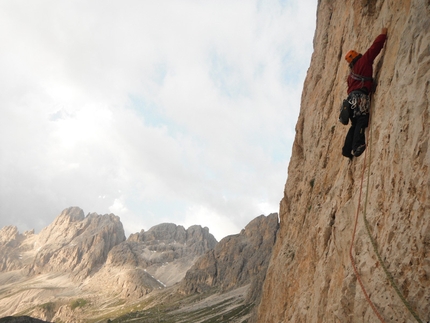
[341,27,388,160]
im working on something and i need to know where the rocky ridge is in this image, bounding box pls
[0,208,278,323]
[88,222,218,299]
[30,207,126,280]
[0,207,218,322]
[112,213,279,323]
[179,214,279,303]
[257,0,430,322]
[0,226,35,272]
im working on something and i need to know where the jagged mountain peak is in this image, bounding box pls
[0,207,224,321]
[129,223,216,245]
[179,213,279,304]
[131,222,187,243]
[28,209,126,280]
[241,213,278,238]
[0,226,20,245]
[36,207,85,245]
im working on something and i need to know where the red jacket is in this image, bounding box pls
[347,34,387,94]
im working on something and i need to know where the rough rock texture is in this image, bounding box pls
[0,209,219,321]
[179,213,279,306]
[0,226,32,272]
[125,223,217,263]
[257,1,430,322]
[29,207,126,280]
[97,223,218,298]
[139,223,217,267]
[0,207,127,319]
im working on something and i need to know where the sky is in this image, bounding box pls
[0,0,316,241]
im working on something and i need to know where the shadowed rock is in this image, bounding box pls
[178,213,279,305]
[0,316,50,323]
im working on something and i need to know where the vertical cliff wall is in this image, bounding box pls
[257,0,429,322]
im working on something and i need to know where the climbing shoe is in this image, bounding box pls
[353,144,366,157]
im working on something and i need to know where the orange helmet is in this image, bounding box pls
[345,50,360,64]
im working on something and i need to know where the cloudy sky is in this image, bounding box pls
[0,0,316,241]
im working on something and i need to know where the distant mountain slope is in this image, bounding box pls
[0,207,217,322]
[179,214,278,302]
[111,213,279,323]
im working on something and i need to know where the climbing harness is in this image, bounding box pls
[350,71,373,91]
[339,90,370,125]
[349,94,424,323]
[350,71,373,83]
[348,91,370,117]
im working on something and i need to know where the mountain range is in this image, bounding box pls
[0,207,278,322]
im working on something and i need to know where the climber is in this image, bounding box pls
[341,27,387,159]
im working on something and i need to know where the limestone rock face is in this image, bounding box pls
[29,207,126,280]
[257,1,430,322]
[0,226,23,272]
[127,223,217,259]
[0,207,222,320]
[36,207,85,245]
[0,226,36,272]
[179,213,279,305]
[0,226,21,246]
[100,223,218,297]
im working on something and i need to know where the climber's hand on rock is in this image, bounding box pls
[381,27,388,35]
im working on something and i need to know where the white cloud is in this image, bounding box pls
[184,205,240,241]
[0,0,316,240]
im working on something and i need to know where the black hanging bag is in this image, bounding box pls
[339,99,352,125]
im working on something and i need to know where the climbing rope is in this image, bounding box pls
[348,98,386,322]
[349,94,424,323]
[361,101,424,323]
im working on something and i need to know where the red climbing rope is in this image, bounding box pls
[348,100,387,323]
